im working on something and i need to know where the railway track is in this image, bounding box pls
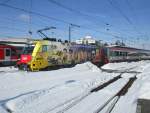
[42,67,138,113]
[1,66,139,113]
[94,75,137,113]
[100,66,140,74]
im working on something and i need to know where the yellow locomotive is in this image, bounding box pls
[17,27,96,71]
[17,39,71,71]
[17,39,96,71]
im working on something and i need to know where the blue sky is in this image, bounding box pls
[0,0,150,49]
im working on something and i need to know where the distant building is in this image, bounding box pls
[76,36,96,45]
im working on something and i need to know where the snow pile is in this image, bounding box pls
[74,62,101,72]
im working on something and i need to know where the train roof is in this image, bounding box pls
[106,45,150,54]
[0,44,17,49]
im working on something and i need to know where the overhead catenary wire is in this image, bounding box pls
[124,0,149,47]
[125,0,148,40]
[0,3,71,24]
[0,1,140,44]
[107,0,144,38]
[0,25,27,32]
[0,0,11,4]
[47,0,109,25]
[47,0,140,42]
[0,16,46,29]
[0,2,126,40]
[107,0,148,48]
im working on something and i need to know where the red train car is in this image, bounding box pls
[0,45,18,66]
[92,45,150,66]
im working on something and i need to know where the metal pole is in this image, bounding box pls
[69,25,71,43]
[68,23,80,43]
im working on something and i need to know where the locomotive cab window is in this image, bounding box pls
[23,45,35,54]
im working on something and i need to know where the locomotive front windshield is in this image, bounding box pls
[22,45,35,55]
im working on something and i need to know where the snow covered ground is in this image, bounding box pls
[0,61,150,113]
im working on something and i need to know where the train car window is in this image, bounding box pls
[115,51,119,56]
[122,52,127,56]
[42,45,48,52]
[6,49,10,56]
[120,52,122,56]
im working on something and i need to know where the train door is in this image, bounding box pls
[5,48,11,61]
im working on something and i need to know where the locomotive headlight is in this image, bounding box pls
[21,55,32,63]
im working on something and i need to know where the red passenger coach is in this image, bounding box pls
[0,45,18,66]
[92,45,150,66]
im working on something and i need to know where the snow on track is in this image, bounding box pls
[102,60,150,73]
[1,61,150,113]
[110,78,140,113]
[0,62,118,113]
[64,78,129,113]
